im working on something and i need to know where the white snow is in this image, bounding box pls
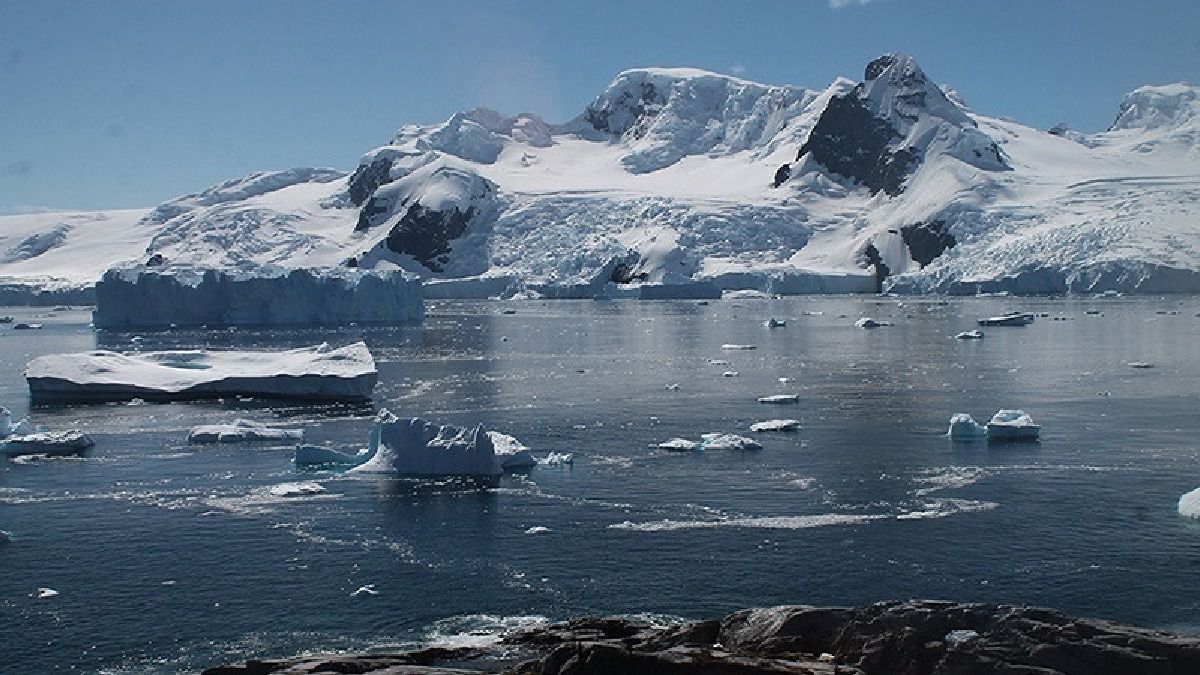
[1178,487,1200,518]
[750,419,801,432]
[26,342,377,403]
[93,265,423,328]
[187,420,304,444]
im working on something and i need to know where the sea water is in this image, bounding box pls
[3,296,1200,673]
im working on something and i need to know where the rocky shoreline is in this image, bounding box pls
[203,600,1200,675]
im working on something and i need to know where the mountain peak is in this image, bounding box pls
[1109,82,1199,131]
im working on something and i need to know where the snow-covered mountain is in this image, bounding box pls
[2,53,1198,300]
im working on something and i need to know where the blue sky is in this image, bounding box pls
[1,0,1197,211]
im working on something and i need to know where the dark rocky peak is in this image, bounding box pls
[582,70,670,138]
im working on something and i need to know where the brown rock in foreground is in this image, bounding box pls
[203,600,1200,675]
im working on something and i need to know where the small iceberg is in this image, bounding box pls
[539,452,574,466]
[855,318,888,329]
[699,433,762,451]
[524,526,551,535]
[350,584,379,597]
[657,438,699,452]
[955,330,985,340]
[986,409,1041,441]
[2,431,95,458]
[758,394,800,404]
[977,312,1035,327]
[267,481,326,498]
[187,419,304,444]
[491,432,537,470]
[1,407,33,437]
[1179,487,1200,519]
[1128,362,1154,369]
[750,419,801,432]
[721,344,757,350]
[947,413,988,440]
[34,587,59,599]
[765,318,787,328]
[722,371,739,378]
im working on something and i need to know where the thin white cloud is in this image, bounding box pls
[729,63,747,76]
[828,0,873,8]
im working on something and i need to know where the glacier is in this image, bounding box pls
[93,265,423,328]
[0,54,1197,297]
[25,342,377,404]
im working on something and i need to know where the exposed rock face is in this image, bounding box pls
[861,243,890,292]
[796,94,917,196]
[204,600,1200,675]
[900,221,955,268]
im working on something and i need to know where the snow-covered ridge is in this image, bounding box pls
[1,54,1198,298]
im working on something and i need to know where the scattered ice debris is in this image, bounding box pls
[267,482,327,498]
[758,394,800,404]
[26,342,378,404]
[947,413,988,440]
[657,438,699,452]
[539,452,574,466]
[1178,487,1200,518]
[986,410,1041,441]
[350,584,379,597]
[664,383,680,391]
[491,432,537,470]
[721,344,756,350]
[187,419,304,444]
[955,330,985,340]
[722,371,739,378]
[34,587,59,599]
[750,419,801,433]
[524,526,551,535]
[854,318,888,329]
[765,318,787,328]
[977,312,1035,327]
[0,529,10,542]
[700,433,762,451]
[1128,362,1155,369]
[161,580,177,586]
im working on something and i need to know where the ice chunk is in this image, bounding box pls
[657,438,699,452]
[267,482,326,498]
[758,394,799,404]
[26,342,377,404]
[765,318,787,328]
[34,588,59,599]
[750,419,801,432]
[721,344,756,350]
[187,419,304,444]
[1178,487,1200,519]
[722,371,739,377]
[700,433,762,451]
[1128,362,1154,369]
[93,265,423,328]
[350,410,504,477]
[524,526,551,535]
[855,317,888,329]
[490,431,537,470]
[13,323,42,330]
[2,430,95,457]
[947,413,987,440]
[0,407,33,437]
[955,330,985,340]
[350,584,379,597]
[539,452,574,466]
[977,312,1035,327]
[986,409,1041,441]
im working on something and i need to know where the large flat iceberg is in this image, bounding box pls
[93,265,423,328]
[26,342,377,404]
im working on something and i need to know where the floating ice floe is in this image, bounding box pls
[977,312,1035,327]
[13,323,42,330]
[657,438,699,452]
[947,413,988,440]
[26,342,377,404]
[758,394,800,404]
[721,344,756,350]
[539,452,574,466]
[1128,362,1155,369]
[699,433,762,451]
[955,329,985,340]
[765,318,787,328]
[750,419,801,432]
[722,371,739,378]
[985,410,1041,441]
[854,318,888,329]
[267,482,327,498]
[187,419,304,444]
[34,587,59,599]
[1178,487,1200,518]
[524,526,551,535]
[664,383,680,391]
[1,430,95,457]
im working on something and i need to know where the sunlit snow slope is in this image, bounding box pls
[1,53,1197,299]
